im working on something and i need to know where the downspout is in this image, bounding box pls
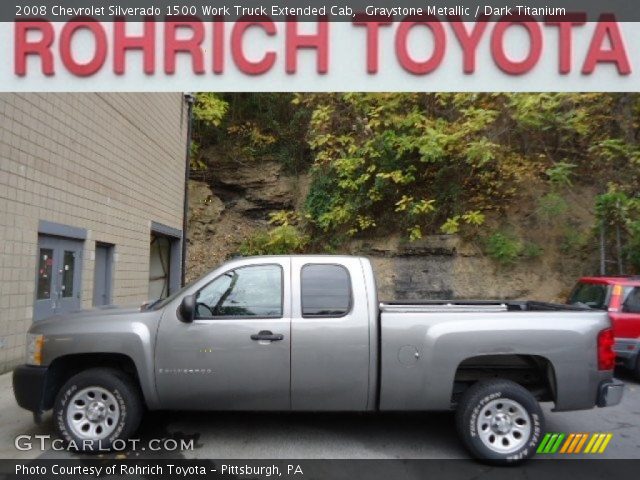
[181,93,195,287]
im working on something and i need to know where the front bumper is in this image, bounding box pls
[12,365,48,413]
[597,379,624,408]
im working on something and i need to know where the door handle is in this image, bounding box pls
[250,330,284,341]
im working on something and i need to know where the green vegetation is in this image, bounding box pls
[193,93,640,270]
[192,93,311,175]
[545,162,576,187]
[484,233,522,265]
[537,193,569,220]
[239,211,309,256]
[595,186,640,271]
[191,93,228,171]
[560,228,591,255]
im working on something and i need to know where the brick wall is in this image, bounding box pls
[0,93,188,373]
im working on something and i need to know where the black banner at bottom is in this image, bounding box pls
[1,459,639,480]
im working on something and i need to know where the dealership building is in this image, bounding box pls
[0,93,189,373]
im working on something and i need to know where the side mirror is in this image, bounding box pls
[178,294,196,323]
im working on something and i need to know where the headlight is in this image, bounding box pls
[25,334,44,366]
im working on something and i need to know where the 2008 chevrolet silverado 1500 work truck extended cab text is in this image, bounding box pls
[13,255,624,463]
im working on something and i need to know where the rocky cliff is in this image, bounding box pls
[187,161,596,303]
[186,160,302,282]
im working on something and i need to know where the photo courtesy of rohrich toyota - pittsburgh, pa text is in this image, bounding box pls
[1,1,640,479]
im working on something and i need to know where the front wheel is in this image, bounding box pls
[455,379,544,464]
[54,368,143,452]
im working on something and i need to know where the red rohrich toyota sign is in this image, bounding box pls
[0,14,637,91]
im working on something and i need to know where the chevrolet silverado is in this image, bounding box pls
[13,255,623,463]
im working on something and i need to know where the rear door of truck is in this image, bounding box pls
[289,257,373,410]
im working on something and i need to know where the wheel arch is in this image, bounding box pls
[43,353,148,411]
[451,354,557,408]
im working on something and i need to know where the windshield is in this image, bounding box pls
[147,271,210,311]
[568,282,610,310]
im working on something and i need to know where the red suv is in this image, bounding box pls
[569,276,640,379]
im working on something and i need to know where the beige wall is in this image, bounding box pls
[0,93,188,373]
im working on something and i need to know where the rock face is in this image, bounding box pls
[186,160,300,281]
[350,236,459,301]
[188,181,225,239]
[187,162,593,303]
[210,160,296,215]
[349,234,588,303]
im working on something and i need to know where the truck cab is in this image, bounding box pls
[569,276,640,378]
[152,255,378,412]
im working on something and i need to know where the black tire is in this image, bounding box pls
[634,355,640,382]
[53,368,143,453]
[455,379,544,464]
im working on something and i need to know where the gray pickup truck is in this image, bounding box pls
[14,255,623,463]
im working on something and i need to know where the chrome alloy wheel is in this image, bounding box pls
[476,398,532,454]
[66,387,120,440]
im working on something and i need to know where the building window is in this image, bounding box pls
[36,248,54,300]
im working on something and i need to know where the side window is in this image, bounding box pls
[622,287,640,314]
[568,283,609,310]
[195,265,282,318]
[301,264,351,317]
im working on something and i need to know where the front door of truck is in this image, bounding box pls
[154,260,291,410]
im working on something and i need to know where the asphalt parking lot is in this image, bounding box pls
[1,370,638,460]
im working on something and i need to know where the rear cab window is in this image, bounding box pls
[568,282,610,310]
[301,264,352,317]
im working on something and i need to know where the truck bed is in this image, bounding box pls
[378,299,609,412]
[381,300,590,313]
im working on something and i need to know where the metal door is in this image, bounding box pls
[154,260,292,410]
[290,257,371,410]
[93,243,113,306]
[34,235,83,321]
[149,234,171,300]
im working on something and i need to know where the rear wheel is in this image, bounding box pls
[455,379,543,464]
[54,368,142,452]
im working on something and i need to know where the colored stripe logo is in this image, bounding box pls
[537,433,613,454]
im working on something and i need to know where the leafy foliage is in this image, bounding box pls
[561,228,591,255]
[193,93,312,175]
[239,211,309,256]
[484,232,523,265]
[545,162,576,187]
[297,93,515,240]
[595,186,640,271]
[295,93,640,252]
[537,192,569,220]
[440,211,485,235]
[191,93,228,170]
[193,93,228,128]
[192,93,640,268]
